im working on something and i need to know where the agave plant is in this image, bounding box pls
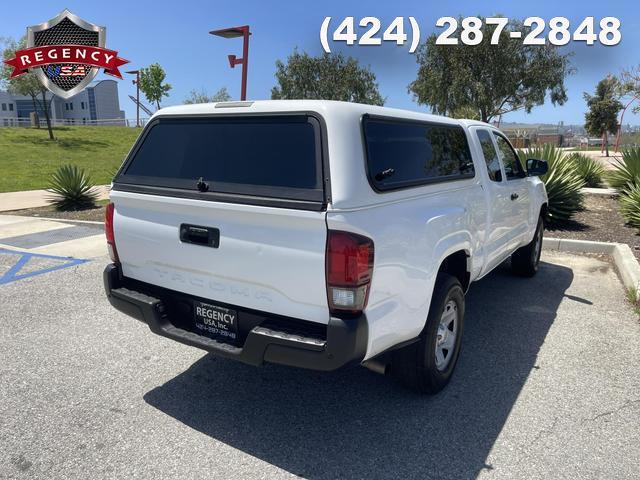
[47,164,99,211]
[519,145,584,225]
[619,183,640,228]
[570,152,605,188]
[607,147,640,191]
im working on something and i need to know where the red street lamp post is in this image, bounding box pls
[209,25,251,101]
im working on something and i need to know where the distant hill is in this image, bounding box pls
[498,121,640,135]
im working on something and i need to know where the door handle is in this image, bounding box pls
[510,193,519,201]
[180,224,220,248]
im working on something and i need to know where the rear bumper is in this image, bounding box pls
[103,264,367,371]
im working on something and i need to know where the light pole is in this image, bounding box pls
[126,69,140,127]
[210,25,251,101]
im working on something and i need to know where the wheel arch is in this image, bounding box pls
[540,202,548,223]
[437,249,471,293]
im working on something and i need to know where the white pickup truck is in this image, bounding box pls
[104,100,548,393]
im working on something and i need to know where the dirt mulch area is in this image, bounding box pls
[4,203,106,222]
[545,194,640,261]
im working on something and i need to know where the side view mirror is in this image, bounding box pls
[526,158,548,177]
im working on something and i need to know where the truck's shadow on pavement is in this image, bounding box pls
[144,261,574,480]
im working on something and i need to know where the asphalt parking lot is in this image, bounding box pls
[1,250,639,479]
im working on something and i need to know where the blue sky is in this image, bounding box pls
[3,0,639,125]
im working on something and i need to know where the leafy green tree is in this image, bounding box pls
[584,76,623,157]
[1,36,56,139]
[138,63,172,110]
[619,66,640,97]
[617,66,640,117]
[271,50,384,105]
[450,105,481,120]
[409,17,572,122]
[184,87,231,104]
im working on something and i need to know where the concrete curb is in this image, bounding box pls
[543,237,640,294]
[582,187,618,197]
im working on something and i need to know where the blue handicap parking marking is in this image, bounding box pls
[0,248,89,286]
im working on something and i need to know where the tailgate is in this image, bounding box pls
[112,192,329,323]
[111,112,330,324]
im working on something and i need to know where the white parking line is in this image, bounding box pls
[0,217,73,239]
[0,214,106,258]
[32,234,106,258]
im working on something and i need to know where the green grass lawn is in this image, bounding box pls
[0,126,141,192]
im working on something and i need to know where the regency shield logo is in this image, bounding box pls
[3,9,129,99]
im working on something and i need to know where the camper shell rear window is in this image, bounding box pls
[114,115,326,207]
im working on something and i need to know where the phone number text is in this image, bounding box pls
[319,16,621,52]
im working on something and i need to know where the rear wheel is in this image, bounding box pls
[391,273,465,394]
[511,216,544,277]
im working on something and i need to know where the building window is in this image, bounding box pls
[65,103,69,111]
[70,102,73,111]
[1,103,6,111]
[81,101,85,109]
[9,104,14,111]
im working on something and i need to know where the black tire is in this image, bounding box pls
[391,273,465,394]
[511,216,544,277]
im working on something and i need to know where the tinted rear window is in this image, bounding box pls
[119,115,323,201]
[363,117,475,191]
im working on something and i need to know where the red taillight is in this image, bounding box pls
[105,202,119,264]
[326,230,374,315]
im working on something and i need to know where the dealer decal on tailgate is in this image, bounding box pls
[193,301,238,341]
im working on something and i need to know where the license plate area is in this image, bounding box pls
[193,300,238,343]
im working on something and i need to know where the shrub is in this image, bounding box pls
[619,183,640,228]
[607,147,640,191]
[519,144,584,225]
[47,164,99,211]
[570,152,605,188]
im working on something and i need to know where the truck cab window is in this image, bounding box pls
[363,118,475,191]
[476,129,502,182]
[494,134,524,180]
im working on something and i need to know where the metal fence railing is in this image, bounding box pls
[0,117,150,128]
